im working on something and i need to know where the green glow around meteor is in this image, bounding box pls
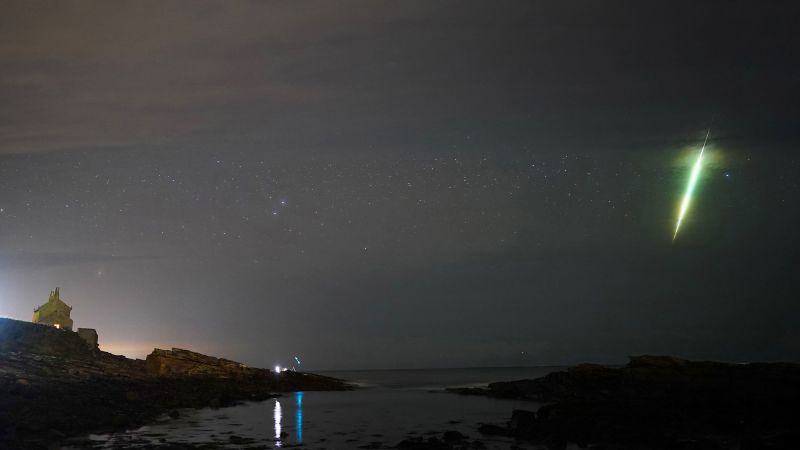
[673,129,711,241]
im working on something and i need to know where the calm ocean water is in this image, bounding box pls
[87,366,563,449]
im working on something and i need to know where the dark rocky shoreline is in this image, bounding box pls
[448,355,800,450]
[0,318,350,449]
[6,316,799,450]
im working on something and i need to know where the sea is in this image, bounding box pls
[84,366,564,449]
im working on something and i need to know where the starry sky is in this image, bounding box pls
[1,1,798,370]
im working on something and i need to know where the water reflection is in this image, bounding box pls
[273,399,282,447]
[295,392,304,443]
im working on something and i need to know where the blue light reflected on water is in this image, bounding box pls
[295,392,304,443]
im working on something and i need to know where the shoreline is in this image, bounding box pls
[448,355,800,449]
[5,317,799,450]
[0,318,351,449]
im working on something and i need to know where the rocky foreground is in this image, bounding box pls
[0,318,350,449]
[448,355,800,450]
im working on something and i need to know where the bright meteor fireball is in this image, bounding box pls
[673,128,711,241]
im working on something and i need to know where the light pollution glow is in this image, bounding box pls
[673,128,711,241]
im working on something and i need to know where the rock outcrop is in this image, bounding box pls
[146,347,252,377]
[450,355,800,449]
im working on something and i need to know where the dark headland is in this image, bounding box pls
[447,355,800,450]
[0,317,350,449]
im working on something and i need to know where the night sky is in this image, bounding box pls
[1,1,798,370]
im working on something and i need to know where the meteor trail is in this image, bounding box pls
[673,127,711,241]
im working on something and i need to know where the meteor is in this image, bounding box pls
[673,128,711,241]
